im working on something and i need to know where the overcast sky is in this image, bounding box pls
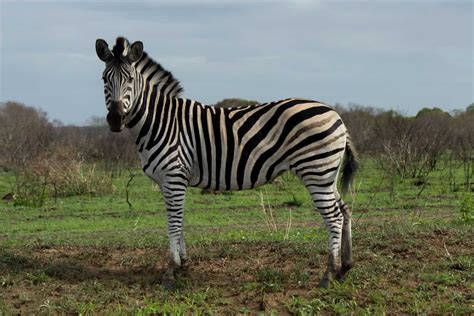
[1,0,472,125]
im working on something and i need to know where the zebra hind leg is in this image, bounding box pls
[335,190,353,280]
[309,189,343,288]
[179,230,189,268]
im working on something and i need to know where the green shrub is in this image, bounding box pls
[459,193,473,223]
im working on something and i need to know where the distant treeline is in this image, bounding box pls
[1,99,473,192]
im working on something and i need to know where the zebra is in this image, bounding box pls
[95,37,358,289]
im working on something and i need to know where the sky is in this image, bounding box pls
[1,0,473,125]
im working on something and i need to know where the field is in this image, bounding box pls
[0,158,472,314]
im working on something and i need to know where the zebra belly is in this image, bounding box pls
[188,159,290,191]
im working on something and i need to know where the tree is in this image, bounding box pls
[466,103,474,115]
[0,102,53,170]
[213,98,259,108]
[416,107,450,119]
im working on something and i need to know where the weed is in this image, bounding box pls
[283,194,304,208]
[459,193,473,223]
[419,272,460,286]
[285,296,329,314]
[256,267,285,293]
[450,255,472,271]
[25,271,50,285]
[0,275,14,288]
[0,299,12,315]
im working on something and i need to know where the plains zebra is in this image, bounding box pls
[95,37,358,288]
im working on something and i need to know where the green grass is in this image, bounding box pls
[0,157,472,314]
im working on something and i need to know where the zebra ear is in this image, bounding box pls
[128,41,143,63]
[96,39,113,62]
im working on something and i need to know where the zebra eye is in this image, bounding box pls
[128,77,134,83]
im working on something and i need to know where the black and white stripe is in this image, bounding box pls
[96,37,359,287]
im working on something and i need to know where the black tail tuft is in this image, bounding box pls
[341,135,359,194]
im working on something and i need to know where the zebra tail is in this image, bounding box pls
[341,134,359,194]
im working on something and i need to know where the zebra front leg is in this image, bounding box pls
[312,191,343,288]
[160,181,187,290]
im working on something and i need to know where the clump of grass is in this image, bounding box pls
[256,267,285,292]
[259,191,292,239]
[283,194,304,208]
[260,191,277,232]
[459,193,473,223]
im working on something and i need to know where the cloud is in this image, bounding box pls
[1,0,472,124]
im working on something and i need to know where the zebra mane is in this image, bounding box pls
[111,37,184,98]
[137,52,184,98]
[112,36,128,57]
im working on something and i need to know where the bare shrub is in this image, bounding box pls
[0,102,53,170]
[85,117,138,171]
[450,109,474,191]
[338,103,384,154]
[13,146,114,206]
[53,117,139,172]
[374,110,451,181]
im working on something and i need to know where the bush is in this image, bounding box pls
[213,98,259,108]
[0,102,53,170]
[459,194,473,223]
[13,146,114,206]
[373,110,451,180]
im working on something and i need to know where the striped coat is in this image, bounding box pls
[96,37,358,289]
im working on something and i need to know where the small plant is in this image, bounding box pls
[256,267,285,292]
[13,179,47,207]
[260,191,278,232]
[285,296,328,314]
[259,191,293,239]
[283,194,304,208]
[459,193,473,223]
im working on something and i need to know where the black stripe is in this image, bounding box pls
[200,107,213,189]
[146,95,170,151]
[127,83,149,130]
[224,108,235,190]
[290,147,345,170]
[266,119,343,182]
[136,83,157,143]
[193,102,204,185]
[213,108,222,190]
[300,166,339,178]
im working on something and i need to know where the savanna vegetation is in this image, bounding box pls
[0,99,472,314]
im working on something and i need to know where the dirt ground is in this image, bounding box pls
[1,223,472,314]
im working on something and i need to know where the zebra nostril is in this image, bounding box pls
[110,101,126,115]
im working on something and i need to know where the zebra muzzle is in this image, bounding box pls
[107,101,125,132]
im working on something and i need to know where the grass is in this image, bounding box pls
[0,157,472,314]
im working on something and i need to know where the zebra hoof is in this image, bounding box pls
[180,257,189,269]
[318,277,330,289]
[338,263,354,279]
[161,270,177,291]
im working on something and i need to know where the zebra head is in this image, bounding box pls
[95,37,144,132]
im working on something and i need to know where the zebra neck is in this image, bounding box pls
[126,84,180,152]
